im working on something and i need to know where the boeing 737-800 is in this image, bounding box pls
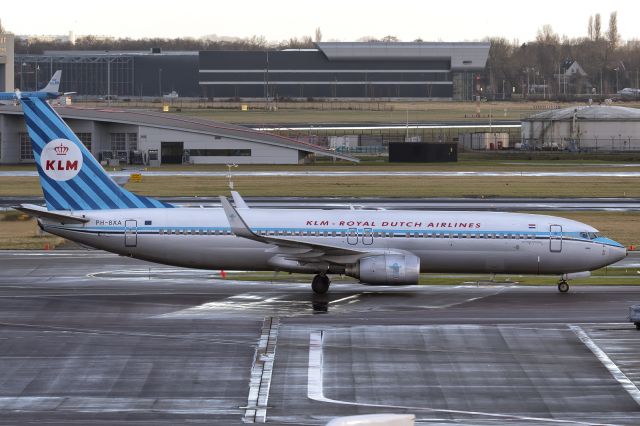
[11,95,627,294]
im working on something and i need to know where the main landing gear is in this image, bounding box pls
[557,280,569,293]
[312,274,331,294]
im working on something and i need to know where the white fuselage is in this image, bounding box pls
[40,208,626,275]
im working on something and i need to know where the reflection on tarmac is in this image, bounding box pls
[2,251,640,424]
[312,294,329,313]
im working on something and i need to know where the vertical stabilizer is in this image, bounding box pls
[39,70,62,93]
[20,96,173,211]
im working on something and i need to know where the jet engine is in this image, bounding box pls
[346,254,420,285]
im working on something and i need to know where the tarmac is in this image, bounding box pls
[1,250,640,424]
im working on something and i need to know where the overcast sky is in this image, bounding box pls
[4,0,640,43]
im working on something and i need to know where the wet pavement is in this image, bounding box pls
[1,250,640,424]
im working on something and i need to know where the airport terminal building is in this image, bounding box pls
[0,105,356,165]
[15,42,489,101]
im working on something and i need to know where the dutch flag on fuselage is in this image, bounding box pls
[20,97,173,211]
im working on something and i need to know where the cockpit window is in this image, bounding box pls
[590,232,600,239]
[580,232,589,239]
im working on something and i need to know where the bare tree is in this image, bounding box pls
[314,27,322,43]
[587,16,594,40]
[594,13,602,41]
[381,35,399,42]
[536,24,559,44]
[607,11,620,49]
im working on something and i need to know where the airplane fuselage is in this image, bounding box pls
[40,208,626,276]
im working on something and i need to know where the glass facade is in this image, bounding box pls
[76,132,92,151]
[110,133,126,151]
[19,132,33,160]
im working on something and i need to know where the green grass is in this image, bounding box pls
[0,211,65,249]
[77,99,640,125]
[3,173,639,199]
[217,270,640,286]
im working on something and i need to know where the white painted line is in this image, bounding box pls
[329,295,360,305]
[245,317,279,423]
[569,325,640,406]
[307,331,616,426]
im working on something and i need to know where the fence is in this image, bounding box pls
[520,137,640,152]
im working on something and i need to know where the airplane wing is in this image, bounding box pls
[219,195,374,263]
[14,204,90,224]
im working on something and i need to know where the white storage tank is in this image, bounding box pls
[521,105,640,151]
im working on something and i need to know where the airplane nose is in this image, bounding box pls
[611,246,628,263]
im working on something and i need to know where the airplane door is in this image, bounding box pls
[125,220,138,247]
[363,228,373,245]
[347,228,358,245]
[549,224,562,252]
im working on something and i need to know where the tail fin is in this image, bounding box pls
[20,96,173,211]
[39,70,62,93]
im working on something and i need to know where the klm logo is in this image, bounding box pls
[40,139,83,181]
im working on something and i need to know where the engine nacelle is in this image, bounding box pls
[346,254,420,285]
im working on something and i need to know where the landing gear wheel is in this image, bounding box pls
[558,280,569,293]
[312,274,330,294]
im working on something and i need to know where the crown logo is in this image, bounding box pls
[54,143,69,155]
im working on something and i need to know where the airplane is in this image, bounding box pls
[0,70,75,102]
[10,95,627,294]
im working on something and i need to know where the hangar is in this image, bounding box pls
[521,105,640,151]
[199,42,490,100]
[0,105,357,165]
[15,42,489,100]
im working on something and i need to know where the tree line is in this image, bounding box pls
[487,12,639,98]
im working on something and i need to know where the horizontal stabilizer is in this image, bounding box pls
[14,204,90,224]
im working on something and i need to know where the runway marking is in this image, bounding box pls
[569,325,640,407]
[245,317,279,423]
[307,331,617,426]
[0,396,243,414]
[329,294,360,305]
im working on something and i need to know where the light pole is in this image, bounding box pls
[226,164,238,190]
[20,62,26,89]
[106,51,111,105]
[158,68,163,97]
[35,65,39,90]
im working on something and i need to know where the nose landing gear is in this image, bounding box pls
[558,280,569,293]
[312,274,331,294]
